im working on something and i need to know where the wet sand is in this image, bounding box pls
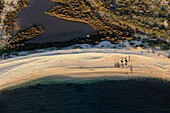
[17,0,95,43]
[0,79,170,113]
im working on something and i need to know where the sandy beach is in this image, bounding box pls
[0,48,169,90]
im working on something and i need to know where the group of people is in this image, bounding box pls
[120,56,130,67]
[115,55,133,73]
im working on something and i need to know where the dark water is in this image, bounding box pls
[0,79,170,113]
[17,0,95,43]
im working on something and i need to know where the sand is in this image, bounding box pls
[0,48,169,90]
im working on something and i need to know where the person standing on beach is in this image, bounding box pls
[130,65,133,73]
[125,57,128,66]
[128,55,131,62]
[125,72,128,77]
[121,58,124,67]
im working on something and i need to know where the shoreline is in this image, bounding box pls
[0,76,168,93]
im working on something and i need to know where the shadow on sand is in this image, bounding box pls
[0,78,170,113]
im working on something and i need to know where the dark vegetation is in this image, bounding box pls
[3,0,30,34]
[106,0,169,30]
[0,78,170,113]
[144,38,170,50]
[6,25,44,50]
[0,1,4,15]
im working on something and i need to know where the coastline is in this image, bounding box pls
[0,48,169,91]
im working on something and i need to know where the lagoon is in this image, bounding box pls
[17,0,95,43]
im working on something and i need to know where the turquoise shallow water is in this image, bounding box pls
[0,78,170,113]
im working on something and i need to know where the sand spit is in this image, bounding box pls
[0,49,170,90]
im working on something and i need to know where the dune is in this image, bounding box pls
[0,48,170,90]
